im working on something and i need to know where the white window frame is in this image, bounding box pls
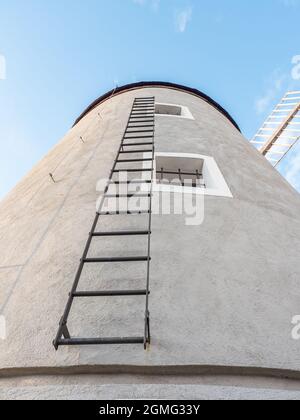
[155,102,194,120]
[142,152,233,198]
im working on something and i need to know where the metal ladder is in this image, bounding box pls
[53,97,155,350]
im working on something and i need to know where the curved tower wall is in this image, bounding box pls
[1,84,300,399]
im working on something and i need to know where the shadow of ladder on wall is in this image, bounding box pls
[53,97,156,350]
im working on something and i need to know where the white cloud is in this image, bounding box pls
[175,7,193,33]
[292,55,300,80]
[214,14,224,24]
[133,0,160,11]
[255,70,288,114]
[151,0,160,11]
[254,57,300,116]
[279,0,300,6]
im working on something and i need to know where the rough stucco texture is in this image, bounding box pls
[0,87,300,380]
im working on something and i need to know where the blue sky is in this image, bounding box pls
[0,0,299,198]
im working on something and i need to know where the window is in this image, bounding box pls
[155,103,194,120]
[142,152,233,198]
[156,155,206,189]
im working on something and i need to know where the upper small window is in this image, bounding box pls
[155,104,182,116]
[155,103,194,120]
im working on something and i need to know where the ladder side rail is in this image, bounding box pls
[53,98,150,349]
[144,103,155,349]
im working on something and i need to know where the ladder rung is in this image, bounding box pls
[129,117,154,124]
[132,109,155,113]
[57,337,145,346]
[92,230,150,237]
[73,290,148,297]
[128,121,154,124]
[133,104,154,106]
[84,256,149,263]
[132,105,155,108]
[133,100,155,103]
[132,106,154,109]
[129,116,155,120]
[98,210,150,216]
[122,142,154,147]
[135,97,155,100]
[127,125,154,128]
[131,110,154,113]
[109,180,152,185]
[126,130,154,134]
[132,109,154,112]
[132,110,155,114]
[124,135,154,140]
[119,149,153,154]
[131,114,154,117]
[129,121,154,124]
[117,158,153,163]
[134,102,154,105]
[113,168,153,173]
[134,99,155,102]
[103,193,151,198]
[125,134,154,137]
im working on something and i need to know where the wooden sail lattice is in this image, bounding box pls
[251,91,300,167]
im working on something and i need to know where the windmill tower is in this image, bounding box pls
[1,82,300,400]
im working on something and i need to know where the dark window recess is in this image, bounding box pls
[155,156,206,188]
[155,104,182,116]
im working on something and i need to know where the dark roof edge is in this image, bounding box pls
[73,81,241,132]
